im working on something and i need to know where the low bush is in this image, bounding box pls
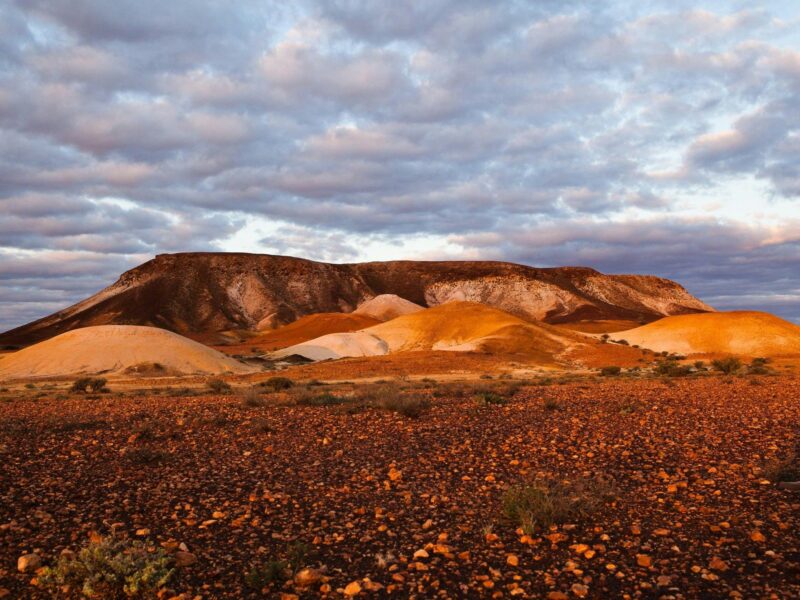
[711,357,742,374]
[543,398,561,411]
[477,391,507,405]
[38,535,173,598]
[502,477,613,533]
[71,377,108,394]
[206,378,232,393]
[762,453,800,483]
[599,366,621,377]
[241,387,266,407]
[296,392,343,406]
[378,395,431,418]
[260,376,294,392]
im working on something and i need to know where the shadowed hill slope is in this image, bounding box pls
[0,253,712,346]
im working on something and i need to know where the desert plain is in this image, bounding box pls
[0,254,799,599]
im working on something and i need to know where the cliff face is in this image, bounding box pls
[0,253,713,346]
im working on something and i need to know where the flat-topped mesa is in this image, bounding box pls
[0,252,713,346]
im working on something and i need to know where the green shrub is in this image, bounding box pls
[599,366,621,377]
[71,377,108,393]
[502,478,612,533]
[260,376,294,392]
[747,357,771,375]
[38,536,173,598]
[711,357,742,374]
[206,378,232,393]
[245,560,287,590]
[478,391,507,405]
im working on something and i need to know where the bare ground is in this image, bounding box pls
[1,375,799,599]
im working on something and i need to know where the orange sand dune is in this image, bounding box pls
[273,302,593,365]
[0,325,254,380]
[618,311,800,357]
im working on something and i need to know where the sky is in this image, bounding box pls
[1,0,799,331]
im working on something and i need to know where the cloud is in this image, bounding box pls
[1,0,799,330]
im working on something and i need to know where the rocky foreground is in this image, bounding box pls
[1,375,798,598]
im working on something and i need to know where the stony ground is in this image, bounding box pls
[1,374,799,599]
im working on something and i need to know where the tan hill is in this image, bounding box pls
[273,302,594,364]
[618,311,800,357]
[353,294,424,321]
[0,253,712,347]
[0,325,254,380]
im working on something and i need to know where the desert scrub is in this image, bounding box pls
[502,477,613,533]
[378,394,431,418]
[762,452,800,483]
[599,366,621,377]
[542,398,561,411]
[241,387,266,407]
[37,535,174,598]
[711,357,742,374]
[296,392,343,406]
[206,378,232,393]
[245,560,287,590]
[71,377,108,393]
[477,391,507,405]
[260,376,294,392]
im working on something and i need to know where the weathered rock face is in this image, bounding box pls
[0,253,713,346]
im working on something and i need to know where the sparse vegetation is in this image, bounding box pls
[260,376,294,392]
[748,357,771,375]
[126,447,168,465]
[377,394,431,418]
[245,560,287,590]
[762,453,800,483]
[502,477,612,533]
[37,535,174,598]
[207,378,232,393]
[477,391,507,405]
[599,366,621,377]
[241,387,266,407]
[543,398,561,411]
[712,357,742,374]
[296,392,343,406]
[70,377,108,394]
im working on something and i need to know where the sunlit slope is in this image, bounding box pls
[0,325,254,379]
[618,311,800,356]
[273,302,586,364]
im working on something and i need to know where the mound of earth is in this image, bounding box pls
[618,311,800,356]
[273,302,589,364]
[0,325,254,380]
[353,294,424,321]
[243,313,381,352]
[0,253,712,347]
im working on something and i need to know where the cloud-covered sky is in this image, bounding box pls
[1,0,799,330]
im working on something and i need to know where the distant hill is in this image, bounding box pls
[618,311,800,357]
[0,252,712,346]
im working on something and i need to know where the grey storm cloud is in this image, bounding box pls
[0,0,799,330]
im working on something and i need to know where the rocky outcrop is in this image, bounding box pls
[0,253,712,346]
